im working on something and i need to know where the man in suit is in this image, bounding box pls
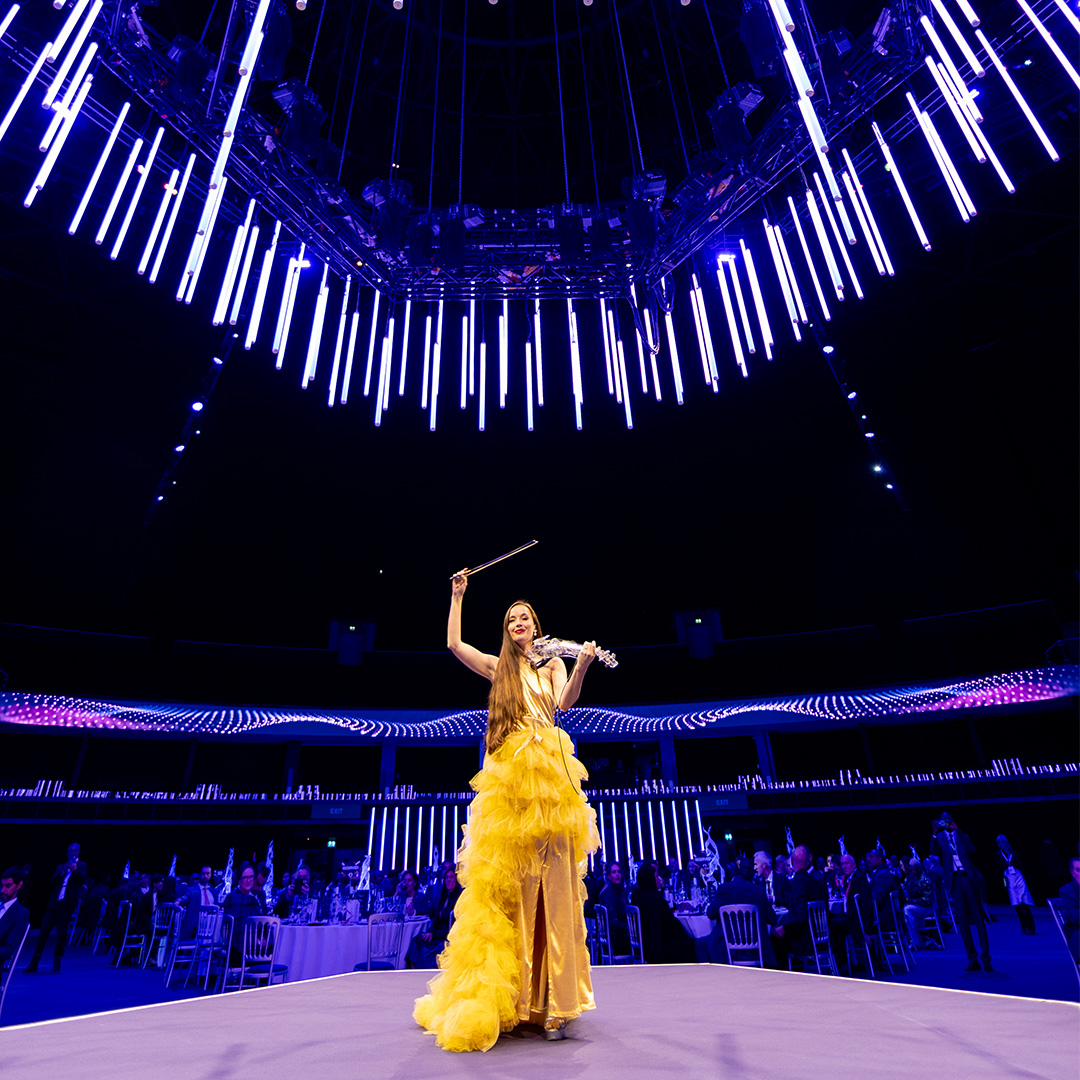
[1059,856,1079,962]
[701,866,778,967]
[1,868,31,969]
[174,865,218,939]
[866,848,900,930]
[772,844,827,969]
[930,812,992,972]
[24,842,86,973]
[753,851,791,908]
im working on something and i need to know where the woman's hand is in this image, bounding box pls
[451,569,468,600]
[577,640,597,671]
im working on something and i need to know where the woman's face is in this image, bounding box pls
[444,869,457,891]
[506,604,536,650]
[608,863,622,887]
[402,872,416,893]
[238,869,255,894]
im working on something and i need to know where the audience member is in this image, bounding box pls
[901,858,937,948]
[254,865,270,915]
[395,870,430,919]
[753,851,791,908]
[406,866,462,969]
[633,863,695,964]
[774,853,792,880]
[597,861,631,956]
[702,864,778,968]
[223,865,262,961]
[772,845,827,969]
[0,868,31,967]
[274,865,313,918]
[1059,856,1079,962]
[24,842,86,974]
[930,812,992,972]
[175,865,219,939]
[866,848,900,930]
[996,835,1036,935]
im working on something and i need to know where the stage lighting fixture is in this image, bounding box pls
[296,1,306,10]
[24,74,92,208]
[847,389,856,398]
[326,276,351,407]
[865,431,875,438]
[42,0,101,109]
[873,464,882,471]
[787,194,831,322]
[273,78,328,160]
[393,0,404,8]
[821,344,835,355]
[191,402,204,412]
[740,3,782,78]
[440,217,466,268]
[175,444,185,452]
[166,35,214,106]
[363,291,382,396]
[557,210,584,265]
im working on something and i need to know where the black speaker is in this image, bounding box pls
[440,218,466,268]
[557,214,584,265]
[628,200,656,256]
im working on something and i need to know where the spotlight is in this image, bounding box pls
[847,390,857,399]
[886,483,895,490]
[53,0,65,8]
[174,444,186,452]
[393,0,404,7]
[681,0,691,5]
[864,431,875,438]
[872,464,883,473]
[296,0,307,9]
[583,0,593,5]
[191,401,204,412]
[822,344,835,355]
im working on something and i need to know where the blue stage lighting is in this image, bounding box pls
[191,401,204,412]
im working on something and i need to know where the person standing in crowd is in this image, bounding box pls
[930,812,992,972]
[996,835,1036,935]
[0,868,31,967]
[23,842,86,974]
[414,575,600,1050]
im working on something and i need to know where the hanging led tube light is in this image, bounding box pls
[95,135,142,247]
[421,307,432,409]
[924,57,988,162]
[567,299,583,430]
[499,299,508,409]
[936,62,1015,192]
[930,0,986,77]
[907,92,975,221]
[1015,0,1080,89]
[478,339,488,431]
[773,225,808,325]
[840,148,895,275]
[398,299,412,396]
[430,298,444,432]
[813,173,864,299]
[606,306,623,403]
[110,126,164,261]
[688,283,711,387]
[381,315,395,413]
[691,272,720,386]
[1052,0,1080,34]
[137,165,179,276]
[146,151,194,281]
[739,241,774,360]
[213,199,256,325]
[786,195,832,320]
[839,172,885,276]
[23,74,92,207]
[362,291,383,396]
[272,240,305,363]
[69,101,127,234]
[599,299,615,394]
[183,177,228,304]
[804,189,841,300]
[326,276,351,407]
[525,341,535,431]
[41,0,101,110]
[714,255,749,377]
[0,38,53,147]
[974,30,1059,160]
[228,222,261,325]
[468,299,476,397]
[533,299,545,407]
[0,5,22,43]
[46,0,90,62]
[244,218,281,349]
[919,15,983,121]
[662,309,685,405]
[954,0,981,27]
[629,289,650,395]
[870,122,933,250]
[302,263,330,388]
[40,40,97,151]
[460,312,469,410]
[374,319,392,425]
[339,306,361,405]
[616,328,632,429]
[763,220,801,340]
[720,256,756,358]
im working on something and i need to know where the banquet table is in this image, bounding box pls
[275,918,430,981]
[675,913,713,939]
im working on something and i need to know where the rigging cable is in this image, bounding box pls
[665,0,702,154]
[650,0,689,174]
[389,1,415,182]
[337,1,372,184]
[428,0,445,215]
[610,1,645,173]
[457,1,468,205]
[304,0,328,87]
[552,0,571,206]
[574,1,602,208]
[700,0,732,92]
[327,0,357,162]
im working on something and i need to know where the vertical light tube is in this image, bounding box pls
[69,100,129,235]
[1052,0,1080,33]
[630,294,649,394]
[533,299,545,407]
[110,126,164,260]
[739,241,773,360]
[340,310,361,404]
[402,807,410,878]
[647,800,657,861]
[421,308,432,409]
[366,807,376,862]
[763,220,801,340]
[623,803,633,863]
[599,299,615,394]
[919,15,983,120]
[907,92,976,220]
[955,0,981,26]
[1016,0,1080,89]
[440,805,447,864]
[606,306,623,403]
[715,256,750,376]
[478,339,487,431]
[568,299,583,430]
[688,282,712,387]
[930,0,986,76]
[840,148,895,275]
[460,312,469,409]
[213,198,256,324]
[773,226,807,324]
[378,806,388,870]
[363,291,382,397]
[453,806,459,854]
[23,73,92,207]
[39,40,97,151]
[937,62,1015,192]
[610,804,620,865]
[229,222,262,325]
[796,94,829,152]
[871,122,933,249]
[925,56,987,164]
[137,165,179,276]
[46,0,90,62]
[840,172,885,276]
[683,802,694,860]
[147,151,195,282]
[615,326,633,428]
[429,298,444,432]
[499,299,508,408]
[813,174,864,298]
[634,801,644,860]
[724,255,756,355]
[0,5,19,42]
[670,802,683,868]
[382,313,394,412]
[691,272,719,385]
[326,275,352,407]
[468,299,476,396]
[95,136,143,247]
[392,807,399,871]
[525,340,534,432]
[272,240,304,360]
[183,177,228,304]
[975,29,1059,161]
[302,263,330,388]
[244,218,281,349]
[658,799,670,865]
[663,310,684,405]
[398,299,412,396]
[41,0,102,110]
[0,39,53,148]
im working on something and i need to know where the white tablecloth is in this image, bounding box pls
[275,919,429,981]
[675,914,713,939]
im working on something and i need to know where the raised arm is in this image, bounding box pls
[447,570,498,680]
[554,641,596,711]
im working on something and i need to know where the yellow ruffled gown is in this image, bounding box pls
[413,664,600,1052]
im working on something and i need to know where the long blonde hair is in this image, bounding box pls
[486,600,542,754]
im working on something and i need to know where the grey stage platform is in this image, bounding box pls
[1,965,1076,1080]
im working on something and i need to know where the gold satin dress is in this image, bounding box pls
[413,663,600,1052]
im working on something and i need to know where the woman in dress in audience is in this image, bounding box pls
[414,573,600,1051]
[632,862,696,964]
[223,864,262,961]
[597,861,632,956]
[407,865,463,969]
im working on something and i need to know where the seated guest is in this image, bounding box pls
[772,845,827,969]
[675,860,706,901]
[174,865,219,939]
[774,854,792,881]
[254,866,270,915]
[701,868,778,968]
[597,862,631,956]
[130,872,155,936]
[0,868,31,967]
[866,848,900,930]
[395,870,430,919]
[633,864,695,964]
[1060,856,1080,962]
[753,851,791,908]
[223,865,263,961]
[274,865,313,918]
[902,858,937,948]
[406,866,462,969]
